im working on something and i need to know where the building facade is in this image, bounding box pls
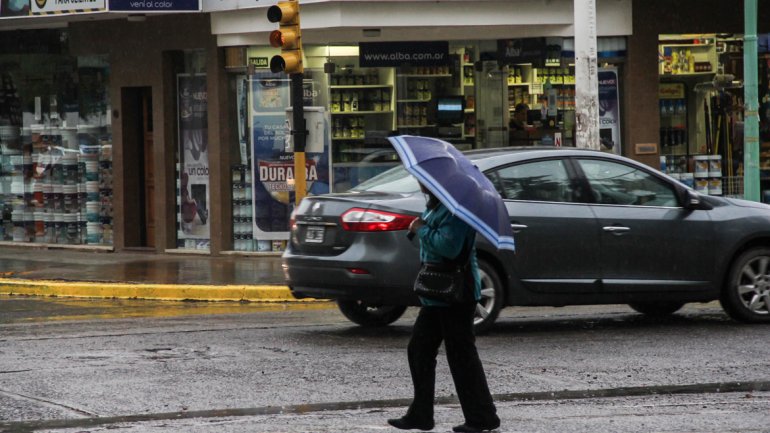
[0,0,767,257]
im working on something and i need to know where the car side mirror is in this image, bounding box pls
[683,189,711,210]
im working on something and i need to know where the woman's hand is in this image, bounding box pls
[409,217,425,233]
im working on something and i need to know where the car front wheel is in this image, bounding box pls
[337,300,407,327]
[473,259,504,334]
[721,247,770,323]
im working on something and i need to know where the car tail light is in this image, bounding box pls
[347,267,370,275]
[289,208,297,230]
[340,208,416,232]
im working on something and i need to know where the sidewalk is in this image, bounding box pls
[0,246,304,302]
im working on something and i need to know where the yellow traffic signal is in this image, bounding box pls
[267,0,303,74]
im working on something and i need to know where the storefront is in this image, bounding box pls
[653,29,770,202]
[221,36,628,252]
[1,0,634,256]
[0,10,224,253]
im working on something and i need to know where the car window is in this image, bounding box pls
[487,159,576,203]
[577,159,679,207]
[350,165,420,193]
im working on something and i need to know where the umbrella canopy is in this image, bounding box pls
[388,135,515,252]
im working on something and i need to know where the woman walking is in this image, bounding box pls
[388,184,500,433]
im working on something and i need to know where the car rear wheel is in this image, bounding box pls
[721,247,770,323]
[336,300,407,327]
[628,301,684,317]
[473,259,504,334]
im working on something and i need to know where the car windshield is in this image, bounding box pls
[350,165,420,193]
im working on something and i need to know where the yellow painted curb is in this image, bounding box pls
[0,278,318,302]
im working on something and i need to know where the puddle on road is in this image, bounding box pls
[0,295,335,324]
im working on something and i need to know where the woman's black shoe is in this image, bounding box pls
[387,416,435,431]
[452,421,500,432]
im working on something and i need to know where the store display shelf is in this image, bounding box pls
[331,111,394,115]
[397,99,430,103]
[332,137,365,141]
[661,42,713,48]
[507,82,531,86]
[397,74,452,78]
[464,108,475,113]
[330,85,393,89]
[660,72,715,77]
[464,82,474,87]
[397,124,436,128]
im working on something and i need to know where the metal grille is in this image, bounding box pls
[723,176,744,198]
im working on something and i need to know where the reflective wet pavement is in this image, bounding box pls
[0,247,286,286]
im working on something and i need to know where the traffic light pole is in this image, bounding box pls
[291,72,307,205]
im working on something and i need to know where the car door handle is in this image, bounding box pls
[603,225,630,233]
[510,223,528,233]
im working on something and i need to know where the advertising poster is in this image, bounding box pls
[108,0,200,12]
[177,74,210,241]
[250,73,329,241]
[32,0,105,15]
[598,67,621,154]
[1,0,30,17]
[250,72,292,241]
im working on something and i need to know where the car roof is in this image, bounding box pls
[465,146,624,169]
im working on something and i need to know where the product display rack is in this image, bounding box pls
[0,126,113,246]
[659,34,718,77]
[396,68,453,134]
[329,65,395,165]
[231,164,254,251]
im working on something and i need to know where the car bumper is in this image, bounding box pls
[282,232,422,305]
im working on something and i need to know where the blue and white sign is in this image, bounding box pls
[109,0,200,12]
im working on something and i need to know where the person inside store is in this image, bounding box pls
[510,103,530,132]
[509,102,533,145]
[387,182,500,433]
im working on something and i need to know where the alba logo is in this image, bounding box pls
[35,0,47,8]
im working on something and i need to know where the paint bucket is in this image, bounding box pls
[708,155,722,177]
[695,178,709,195]
[708,178,723,196]
[86,222,103,244]
[694,155,710,177]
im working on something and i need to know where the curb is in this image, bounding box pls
[0,278,314,303]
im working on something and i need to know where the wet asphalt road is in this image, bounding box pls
[1,297,769,432]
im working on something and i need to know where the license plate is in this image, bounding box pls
[304,226,325,243]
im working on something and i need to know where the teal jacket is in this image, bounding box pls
[416,202,482,306]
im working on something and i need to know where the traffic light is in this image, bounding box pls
[267,0,303,74]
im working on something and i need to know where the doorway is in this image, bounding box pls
[475,60,508,148]
[121,87,155,249]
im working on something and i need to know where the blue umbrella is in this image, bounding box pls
[388,135,515,252]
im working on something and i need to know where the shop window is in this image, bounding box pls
[658,33,742,198]
[0,49,113,246]
[175,50,210,250]
[228,45,330,252]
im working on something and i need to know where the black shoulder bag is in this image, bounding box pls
[413,237,473,304]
